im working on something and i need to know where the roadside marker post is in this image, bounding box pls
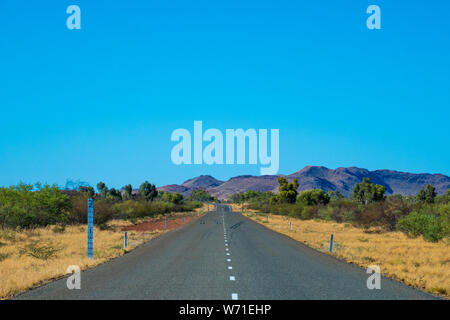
[290,221,292,231]
[182,214,184,222]
[87,198,94,259]
[330,234,334,253]
[165,217,168,230]
[124,231,127,249]
[267,215,269,223]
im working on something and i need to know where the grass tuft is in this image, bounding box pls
[18,241,63,260]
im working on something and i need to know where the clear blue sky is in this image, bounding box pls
[1,0,449,189]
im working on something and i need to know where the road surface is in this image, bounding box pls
[17,205,437,300]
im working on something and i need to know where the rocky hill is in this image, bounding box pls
[158,166,450,200]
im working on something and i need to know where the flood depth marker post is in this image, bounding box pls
[330,234,334,253]
[87,198,94,259]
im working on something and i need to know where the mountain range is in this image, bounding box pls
[157,166,450,200]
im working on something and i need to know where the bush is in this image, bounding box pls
[0,184,71,229]
[19,240,63,260]
[397,210,444,242]
[177,201,202,212]
[301,206,317,220]
[317,206,334,221]
[437,203,450,238]
[112,200,201,220]
[69,194,114,225]
[186,189,218,202]
[297,189,330,206]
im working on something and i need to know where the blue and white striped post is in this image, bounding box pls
[124,231,127,249]
[330,234,334,253]
[290,221,292,231]
[87,198,94,259]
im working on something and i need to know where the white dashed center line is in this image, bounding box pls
[222,209,238,300]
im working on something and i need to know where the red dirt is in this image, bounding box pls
[121,214,200,232]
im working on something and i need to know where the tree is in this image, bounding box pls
[352,177,386,204]
[416,187,426,203]
[139,181,158,202]
[186,189,217,202]
[97,182,108,198]
[425,184,437,204]
[79,186,95,197]
[328,190,344,201]
[162,192,173,202]
[436,189,450,204]
[273,177,299,204]
[172,192,183,205]
[107,188,122,202]
[416,184,437,204]
[297,189,330,206]
[123,184,133,200]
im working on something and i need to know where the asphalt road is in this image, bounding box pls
[17,204,437,300]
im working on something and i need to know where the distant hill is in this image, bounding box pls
[181,175,224,189]
[158,166,450,200]
[158,175,224,197]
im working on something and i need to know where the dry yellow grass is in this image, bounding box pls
[245,211,450,298]
[0,207,207,299]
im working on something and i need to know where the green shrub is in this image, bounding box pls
[112,199,198,220]
[186,189,218,202]
[70,194,114,225]
[397,210,444,242]
[317,206,334,221]
[436,203,450,238]
[0,184,71,229]
[297,189,330,206]
[301,206,317,220]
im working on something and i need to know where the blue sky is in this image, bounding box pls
[0,1,449,189]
